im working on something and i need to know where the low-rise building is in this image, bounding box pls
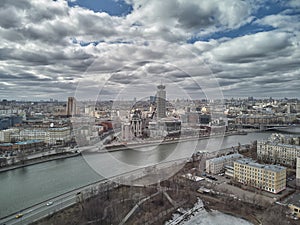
[18,127,71,145]
[285,192,300,218]
[0,128,20,142]
[206,153,243,174]
[0,143,13,152]
[234,158,286,194]
[224,165,234,178]
[121,111,144,141]
[235,114,296,125]
[48,127,71,145]
[121,121,132,141]
[0,140,44,152]
[149,118,181,138]
[0,115,22,130]
[14,140,44,150]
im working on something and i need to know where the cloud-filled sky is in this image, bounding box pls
[0,0,299,101]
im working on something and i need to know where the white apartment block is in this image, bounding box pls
[0,128,20,142]
[121,121,132,141]
[234,158,286,194]
[296,157,300,187]
[48,127,71,145]
[257,141,300,167]
[18,127,71,145]
[206,153,243,174]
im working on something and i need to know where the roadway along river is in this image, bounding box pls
[0,132,272,218]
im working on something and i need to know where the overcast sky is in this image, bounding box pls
[0,0,299,101]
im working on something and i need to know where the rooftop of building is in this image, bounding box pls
[0,143,13,146]
[235,114,278,118]
[157,84,165,89]
[0,139,44,146]
[285,192,300,207]
[158,117,181,122]
[49,127,70,131]
[235,158,286,172]
[0,128,19,132]
[208,153,243,163]
[225,165,234,170]
[15,140,44,145]
[259,141,300,149]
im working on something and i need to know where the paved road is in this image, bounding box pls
[0,180,117,225]
[0,156,186,225]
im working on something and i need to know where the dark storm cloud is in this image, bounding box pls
[253,75,296,85]
[176,3,215,29]
[108,73,140,85]
[0,46,95,68]
[18,24,73,45]
[0,0,31,10]
[167,71,190,79]
[0,7,21,29]
[218,80,238,87]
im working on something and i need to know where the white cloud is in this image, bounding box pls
[125,0,254,39]
[289,0,300,7]
[0,0,299,99]
[209,31,292,63]
[255,13,300,32]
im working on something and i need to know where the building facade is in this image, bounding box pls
[0,128,19,142]
[149,119,181,139]
[287,193,300,218]
[156,84,166,118]
[235,114,297,125]
[296,157,300,188]
[130,114,143,138]
[121,121,131,141]
[257,141,300,167]
[66,97,76,116]
[233,158,286,194]
[0,115,22,130]
[48,127,71,145]
[121,111,144,141]
[206,153,243,174]
[18,127,71,145]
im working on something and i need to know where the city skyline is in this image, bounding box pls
[0,0,299,100]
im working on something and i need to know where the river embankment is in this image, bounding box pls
[0,151,80,173]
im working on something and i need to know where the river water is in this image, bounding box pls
[0,132,272,218]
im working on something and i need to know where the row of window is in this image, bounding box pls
[236,179,277,192]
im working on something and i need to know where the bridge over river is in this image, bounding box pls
[238,124,300,133]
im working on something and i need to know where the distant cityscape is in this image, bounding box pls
[1,84,299,150]
[1,0,300,224]
[1,85,300,224]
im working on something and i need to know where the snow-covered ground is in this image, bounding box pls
[183,210,253,225]
[166,198,253,225]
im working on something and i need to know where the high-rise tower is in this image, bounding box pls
[66,97,76,116]
[156,84,166,118]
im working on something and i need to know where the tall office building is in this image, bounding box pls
[156,84,166,118]
[66,97,76,116]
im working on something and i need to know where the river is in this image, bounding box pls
[0,131,273,218]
